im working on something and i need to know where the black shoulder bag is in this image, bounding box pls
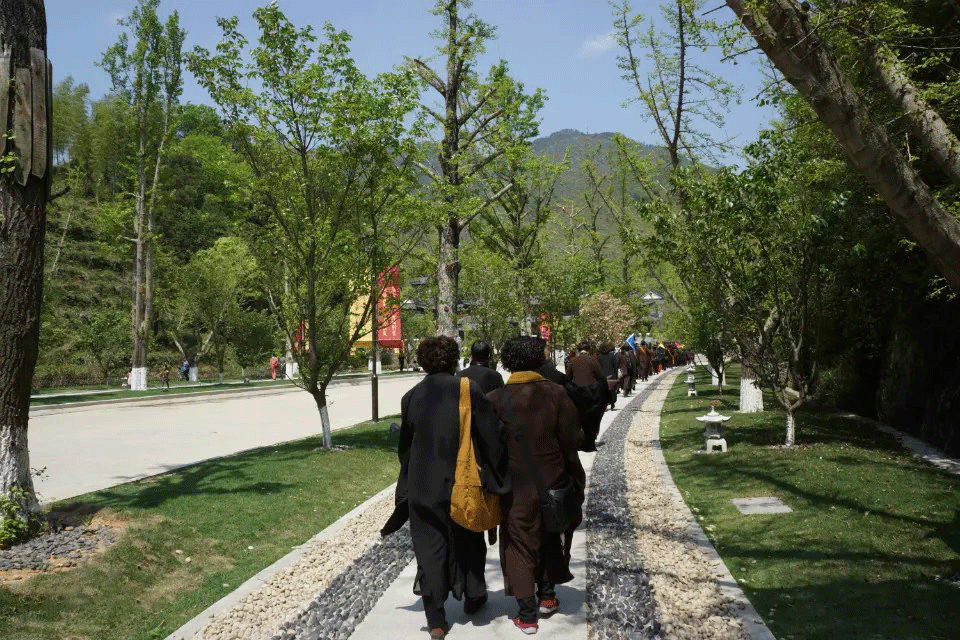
[501,387,581,534]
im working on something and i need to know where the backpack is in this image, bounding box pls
[450,377,500,532]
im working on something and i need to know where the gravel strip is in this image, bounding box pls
[624,371,770,640]
[587,383,663,640]
[269,526,414,640]
[0,525,117,571]
[191,492,397,640]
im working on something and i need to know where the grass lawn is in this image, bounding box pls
[659,365,960,640]
[0,417,402,640]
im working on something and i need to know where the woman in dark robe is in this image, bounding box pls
[384,336,510,638]
[565,341,609,452]
[489,336,586,635]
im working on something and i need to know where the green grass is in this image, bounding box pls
[659,365,960,640]
[0,417,402,640]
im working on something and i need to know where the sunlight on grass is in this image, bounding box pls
[660,365,960,640]
[0,417,401,640]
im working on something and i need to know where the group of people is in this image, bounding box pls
[382,334,689,637]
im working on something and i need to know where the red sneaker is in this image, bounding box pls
[538,597,559,615]
[513,617,538,635]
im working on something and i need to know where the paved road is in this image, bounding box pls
[28,374,424,503]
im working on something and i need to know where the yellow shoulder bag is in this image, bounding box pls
[450,377,500,532]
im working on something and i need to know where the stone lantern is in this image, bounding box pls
[696,406,731,453]
[685,364,697,396]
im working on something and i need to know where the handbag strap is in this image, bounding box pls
[501,386,550,505]
[455,376,474,485]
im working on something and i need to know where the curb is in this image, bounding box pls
[646,371,776,640]
[842,413,960,477]
[31,372,424,415]
[164,482,398,640]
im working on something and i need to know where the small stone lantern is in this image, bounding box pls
[686,364,697,396]
[696,406,731,453]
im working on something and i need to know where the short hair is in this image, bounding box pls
[416,336,460,374]
[471,341,492,362]
[600,342,615,354]
[501,336,546,372]
[577,340,592,352]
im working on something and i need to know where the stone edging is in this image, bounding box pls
[164,482,398,640]
[643,371,775,640]
[842,413,960,476]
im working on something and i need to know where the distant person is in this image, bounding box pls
[381,336,509,638]
[565,342,609,452]
[160,366,171,390]
[457,341,505,394]
[597,343,620,410]
[398,350,406,372]
[179,359,190,381]
[269,355,279,380]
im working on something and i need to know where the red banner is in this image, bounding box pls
[376,267,403,349]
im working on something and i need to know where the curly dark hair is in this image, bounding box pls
[416,336,460,374]
[501,336,546,372]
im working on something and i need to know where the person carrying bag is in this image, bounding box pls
[451,376,501,532]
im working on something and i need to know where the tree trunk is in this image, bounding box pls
[0,0,48,512]
[312,389,332,450]
[739,365,764,413]
[725,0,960,290]
[436,219,459,337]
[784,409,795,447]
[862,29,960,186]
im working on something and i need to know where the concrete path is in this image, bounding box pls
[28,374,423,502]
[347,383,643,640]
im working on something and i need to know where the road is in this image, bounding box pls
[28,374,424,503]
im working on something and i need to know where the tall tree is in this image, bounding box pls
[190,6,423,448]
[723,0,960,290]
[0,0,50,513]
[100,0,184,390]
[411,0,543,337]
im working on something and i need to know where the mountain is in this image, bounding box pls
[531,129,673,202]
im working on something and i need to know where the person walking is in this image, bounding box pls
[382,336,510,638]
[617,345,634,397]
[489,336,585,635]
[457,341,505,394]
[160,366,171,390]
[597,343,620,410]
[565,342,608,452]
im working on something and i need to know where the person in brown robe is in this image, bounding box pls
[489,336,585,634]
[382,336,510,638]
[565,341,609,451]
[637,341,652,381]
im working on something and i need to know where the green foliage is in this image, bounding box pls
[189,4,424,444]
[0,489,39,550]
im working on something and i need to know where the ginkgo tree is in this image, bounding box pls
[189,5,425,448]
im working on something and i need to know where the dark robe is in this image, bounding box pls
[617,350,633,394]
[637,346,652,381]
[457,362,505,395]
[488,374,585,599]
[565,352,609,448]
[388,372,510,621]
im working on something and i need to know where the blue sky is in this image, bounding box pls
[46,0,776,164]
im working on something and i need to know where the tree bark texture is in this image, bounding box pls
[436,218,459,338]
[0,0,48,510]
[739,367,764,413]
[726,0,960,290]
[864,40,960,187]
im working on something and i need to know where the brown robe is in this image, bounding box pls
[488,373,586,599]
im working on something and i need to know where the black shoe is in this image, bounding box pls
[580,443,597,452]
[464,594,488,614]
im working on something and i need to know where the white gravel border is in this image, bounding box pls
[842,413,960,476]
[165,483,397,640]
[624,371,775,640]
